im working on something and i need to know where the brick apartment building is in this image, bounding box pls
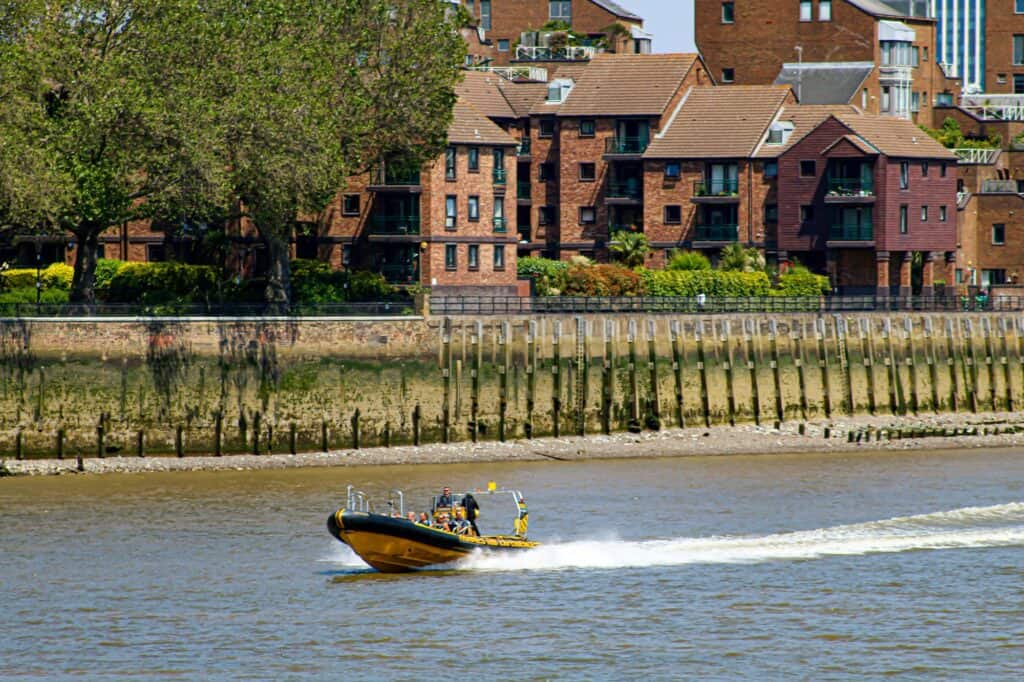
[695,0,958,125]
[457,0,649,66]
[983,0,1024,94]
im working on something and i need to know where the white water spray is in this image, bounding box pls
[458,502,1024,573]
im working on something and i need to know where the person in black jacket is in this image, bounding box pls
[461,493,481,536]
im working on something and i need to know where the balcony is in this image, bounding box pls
[516,139,531,157]
[494,217,507,233]
[828,222,874,244]
[515,45,597,62]
[825,177,875,203]
[693,224,739,244]
[368,166,422,192]
[691,178,739,203]
[368,215,421,237]
[379,263,419,285]
[517,180,531,203]
[493,167,507,186]
[606,179,643,204]
[604,136,649,158]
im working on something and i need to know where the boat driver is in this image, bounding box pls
[437,486,453,508]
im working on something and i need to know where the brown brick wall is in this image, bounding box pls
[985,3,1024,94]
[959,192,1024,285]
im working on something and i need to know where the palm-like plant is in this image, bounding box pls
[718,243,765,273]
[609,230,649,268]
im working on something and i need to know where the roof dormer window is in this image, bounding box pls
[546,78,574,103]
[766,121,794,144]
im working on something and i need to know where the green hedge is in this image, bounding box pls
[563,264,644,296]
[517,256,569,296]
[290,259,396,304]
[640,269,772,297]
[0,286,70,306]
[772,271,830,297]
[106,262,220,304]
[1,263,74,291]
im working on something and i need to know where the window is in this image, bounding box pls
[819,0,831,21]
[921,161,929,176]
[940,162,947,177]
[993,223,1006,245]
[539,206,554,225]
[579,119,595,137]
[722,68,735,83]
[342,244,352,267]
[445,244,457,270]
[546,79,574,103]
[722,2,734,23]
[468,147,479,172]
[911,91,920,112]
[765,204,778,223]
[764,161,778,178]
[939,205,947,222]
[899,161,909,189]
[468,244,480,270]
[862,88,868,109]
[494,244,505,270]
[579,206,596,224]
[664,205,682,224]
[800,160,816,177]
[1015,75,1024,94]
[445,195,457,229]
[468,196,480,221]
[921,205,928,222]
[539,119,555,138]
[1018,0,1024,12]
[800,205,814,222]
[550,0,571,22]
[539,162,555,181]
[579,162,596,181]
[445,147,456,180]
[800,0,812,21]
[983,269,1007,285]
[912,47,920,67]
[498,39,509,52]
[899,205,908,233]
[147,244,166,262]
[342,194,360,216]
[923,47,928,62]
[882,86,891,111]
[480,0,491,30]
[665,161,681,179]
[1016,36,1024,65]
[494,196,505,231]
[296,234,318,260]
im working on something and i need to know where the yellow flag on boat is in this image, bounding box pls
[487,480,497,492]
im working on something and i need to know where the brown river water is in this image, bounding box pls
[2,448,1023,680]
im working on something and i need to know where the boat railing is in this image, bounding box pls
[346,485,373,512]
[388,489,405,517]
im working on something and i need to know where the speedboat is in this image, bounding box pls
[327,483,538,573]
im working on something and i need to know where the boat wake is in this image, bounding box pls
[457,502,1024,573]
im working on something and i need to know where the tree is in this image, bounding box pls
[718,243,766,273]
[609,230,650,268]
[195,0,465,305]
[0,1,221,303]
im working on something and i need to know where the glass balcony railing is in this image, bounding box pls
[516,139,531,156]
[605,136,649,155]
[369,215,421,235]
[370,166,421,186]
[493,168,507,185]
[694,178,739,196]
[694,224,739,241]
[607,180,642,199]
[826,177,874,196]
[829,222,874,241]
[493,217,507,233]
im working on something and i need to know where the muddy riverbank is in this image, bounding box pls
[5,410,1023,477]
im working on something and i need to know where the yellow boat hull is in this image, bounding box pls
[328,509,538,573]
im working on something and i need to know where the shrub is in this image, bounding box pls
[1,263,74,291]
[106,262,219,304]
[41,263,74,289]
[609,230,650,268]
[94,259,127,294]
[0,286,70,307]
[290,259,397,304]
[517,256,569,296]
[641,269,771,297]
[1,269,40,290]
[346,270,396,301]
[773,271,830,297]
[563,263,644,296]
[666,250,711,271]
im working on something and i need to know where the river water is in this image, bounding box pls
[2,449,1023,680]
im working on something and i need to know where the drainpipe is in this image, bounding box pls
[747,160,754,246]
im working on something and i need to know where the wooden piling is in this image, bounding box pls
[289,422,297,455]
[626,320,641,430]
[923,317,940,412]
[671,320,686,428]
[471,321,482,443]
[552,321,562,438]
[214,412,223,457]
[575,317,588,436]
[791,320,808,421]
[525,321,537,439]
[816,318,832,419]
[696,320,712,427]
[721,321,736,426]
[96,418,105,459]
[963,319,979,413]
[441,318,452,444]
[1017,319,1024,408]
[768,320,784,423]
[413,404,422,446]
[136,429,144,458]
[321,420,329,452]
[881,319,902,415]
[56,426,65,460]
[982,318,998,411]
[352,409,361,449]
[999,318,1014,411]
[903,318,919,415]
[646,319,661,429]
[499,321,510,442]
[15,427,22,460]
[175,425,184,458]
[744,319,760,425]
[944,318,959,412]
[859,318,877,416]
[252,412,261,455]
[384,421,392,448]
[835,317,854,415]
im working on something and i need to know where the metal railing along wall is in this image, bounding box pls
[0,301,416,318]
[431,295,1017,316]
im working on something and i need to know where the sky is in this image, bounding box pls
[625,0,697,53]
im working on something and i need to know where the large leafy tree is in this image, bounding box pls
[197,0,465,305]
[0,1,220,303]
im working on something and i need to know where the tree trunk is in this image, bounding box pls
[263,233,291,310]
[69,229,101,305]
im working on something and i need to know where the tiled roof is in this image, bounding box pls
[448,99,517,146]
[556,53,699,117]
[774,62,874,105]
[498,81,549,118]
[590,0,643,22]
[845,0,917,19]
[644,86,792,159]
[456,71,516,119]
[821,133,881,155]
[832,113,958,159]
[754,104,861,157]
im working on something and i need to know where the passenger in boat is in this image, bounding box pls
[437,487,453,508]
[418,512,431,526]
[406,512,417,523]
[437,513,452,531]
[453,508,472,535]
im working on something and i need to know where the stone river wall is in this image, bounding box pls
[2,312,1024,458]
